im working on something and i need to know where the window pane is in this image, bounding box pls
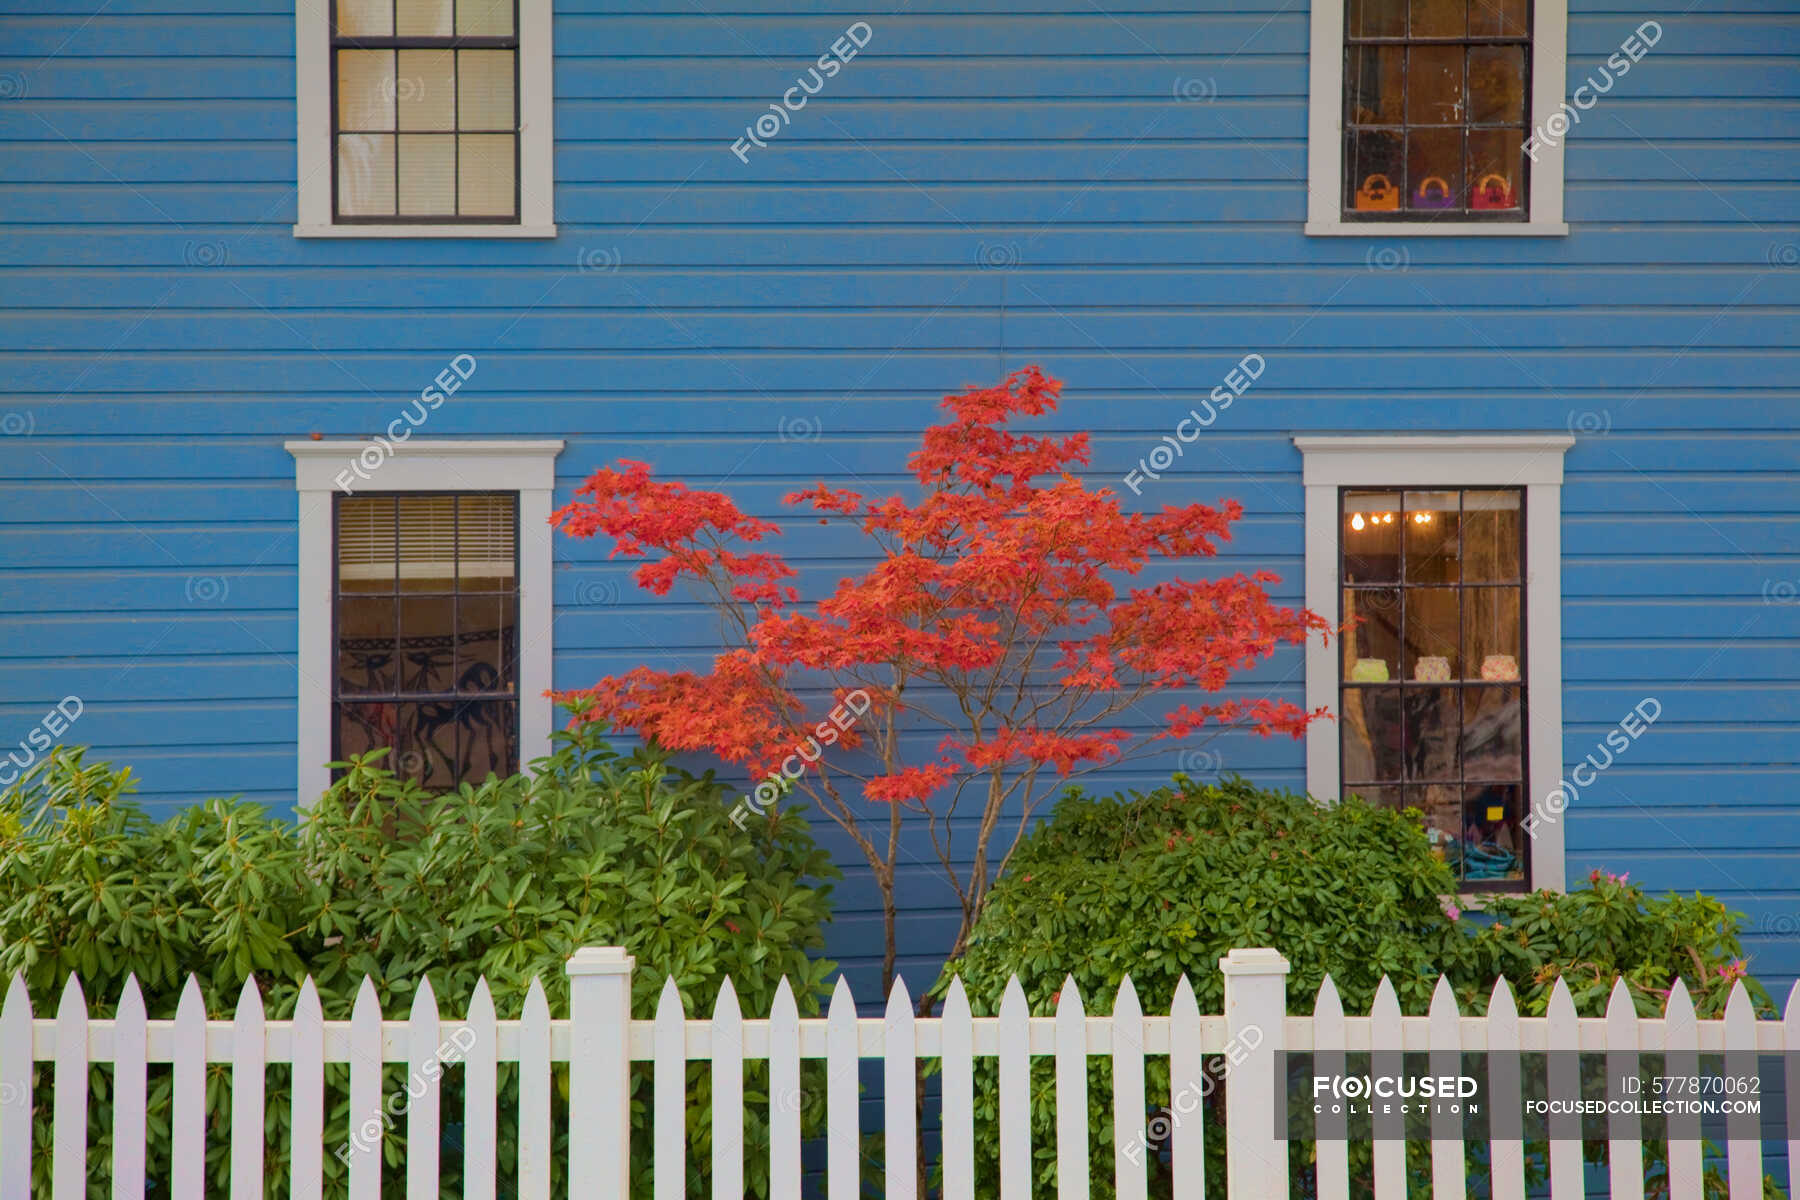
[337,133,396,217]
[1401,586,1459,680]
[1469,44,1526,125]
[338,495,397,591]
[335,0,392,37]
[1467,586,1521,678]
[456,594,516,692]
[1406,44,1466,125]
[1403,489,1460,583]
[457,0,514,35]
[1417,783,1460,858]
[1469,128,1524,209]
[458,133,516,217]
[396,48,455,132]
[397,701,459,789]
[1348,0,1406,38]
[456,700,518,784]
[1462,489,1520,580]
[1349,784,1404,812]
[1468,0,1526,38]
[1343,490,1401,580]
[1345,132,1404,212]
[1403,687,1459,780]
[1342,686,1403,782]
[396,0,451,36]
[337,701,399,765]
[1344,586,1401,677]
[1408,0,1464,38]
[398,134,456,216]
[1346,44,1404,124]
[1463,784,1525,881]
[458,50,516,131]
[337,49,395,131]
[398,595,456,692]
[1406,128,1463,211]
[457,493,517,588]
[1464,685,1522,779]
[396,494,458,584]
[338,595,397,695]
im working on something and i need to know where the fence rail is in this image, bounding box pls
[0,945,1790,1199]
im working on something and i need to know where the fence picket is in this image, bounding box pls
[1546,979,1582,1200]
[291,978,324,1200]
[1312,975,1348,1200]
[1055,976,1090,1200]
[518,978,552,1200]
[768,978,803,1200]
[712,977,744,1200]
[0,974,30,1200]
[171,977,205,1200]
[231,978,266,1200]
[1661,979,1702,1200]
[1724,982,1761,1199]
[884,976,918,1200]
[1167,976,1204,1200]
[1111,975,1146,1200]
[406,979,441,1200]
[464,978,498,1200]
[998,975,1032,1200]
[111,976,147,1200]
[1486,978,1525,1200]
[347,977,384,1200]
[1605,978,1644,1199]
[940,977,975,1200]
[1426,976,1464,1198]
[1369,977,1403,1200]
[652,977,686,1200]
[825,976,859,1200]
[52,975,87,1200]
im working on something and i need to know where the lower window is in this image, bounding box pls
[1338,486,1528,889]
[332,491,520,787]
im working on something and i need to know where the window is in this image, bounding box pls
[1338,488,1527,888]
[288,440,563,803]
[295,0,554,236]
[334,492,520,786]
[1294,436,1572,891]
[1305,0,1568,234]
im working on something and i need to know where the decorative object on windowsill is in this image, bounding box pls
[1354,174,1400,211]
[1414,655,1451,682]
[1480,654,1519,681]
[1349,657,1390,682]
[1413,176,1456,210]
[1471,172,1516,210]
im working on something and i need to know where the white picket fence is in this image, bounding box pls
[0,945,1791,1199]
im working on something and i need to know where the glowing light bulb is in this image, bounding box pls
[1351,513,1365,531]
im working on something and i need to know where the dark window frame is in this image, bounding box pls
[328,0,523,224]
[1336,485,1531,892]
[1340,0,1534,223]
[329,490,522,786]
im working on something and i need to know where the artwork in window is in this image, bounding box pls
[331,0,519,222]
[1339,485,1528,887]
[333,492,520,787]
[1340,0,1533,220]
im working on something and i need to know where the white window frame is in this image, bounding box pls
[1305,0,1570,236]
[286,439,564,805]
[293,0,556,238]
[1295,434,1573,891]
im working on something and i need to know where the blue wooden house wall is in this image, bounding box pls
[1,0,1797,1069]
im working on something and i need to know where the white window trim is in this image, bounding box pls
[1295,434,1573,892]
[286,439,565,805]
[293,0,556,238]
[1304,0,1570,236]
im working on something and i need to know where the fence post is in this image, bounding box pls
[567,946,635,1200]
[1220,947,1289,1199]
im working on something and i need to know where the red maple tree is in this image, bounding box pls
[552,367,1332,995]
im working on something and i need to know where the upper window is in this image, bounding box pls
[1305,0,1568,234]
[295,0,554,236]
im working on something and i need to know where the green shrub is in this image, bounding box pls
[0,727,837,1198]
[935,774,1780,1199]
